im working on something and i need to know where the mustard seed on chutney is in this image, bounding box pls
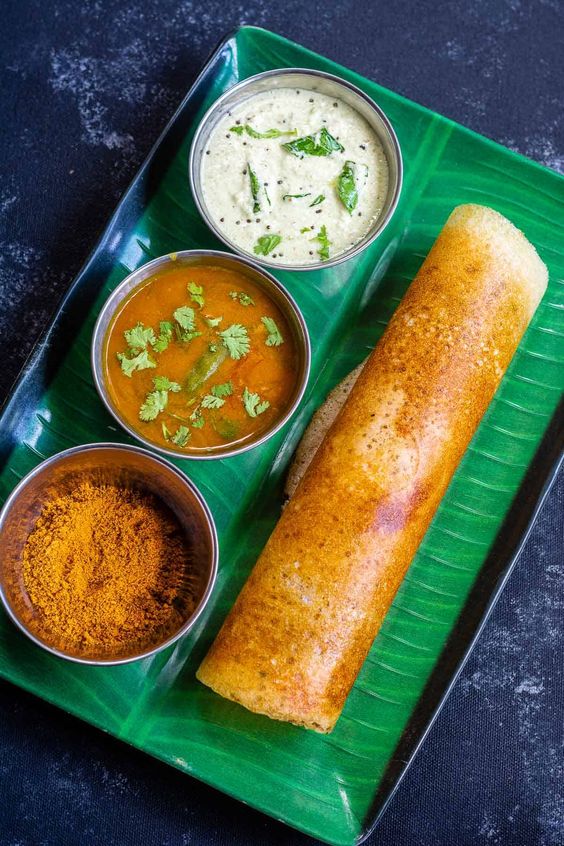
[103,262,299,454]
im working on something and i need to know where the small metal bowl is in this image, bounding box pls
[0,443,218,665]
[92,250,310,460]
[189,67,403,272]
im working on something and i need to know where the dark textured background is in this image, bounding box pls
[1,1,562,844]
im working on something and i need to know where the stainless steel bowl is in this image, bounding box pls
[189,67,403,272]
[0,443,218,665]
[92,250,310,459]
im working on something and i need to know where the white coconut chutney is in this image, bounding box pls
[200,87,389,266]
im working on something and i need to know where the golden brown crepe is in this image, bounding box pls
[197,204,548,733]
[284,359,367,500]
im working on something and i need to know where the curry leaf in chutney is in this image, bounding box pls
[337,161,359,214]
[248,164,261,214]
[309,194,325,207]
[282,127,344,159]
[245,125,296,139]
[230,124,297,139]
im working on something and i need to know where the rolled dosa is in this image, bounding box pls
[197,204,548,733]
[285,359,367,500]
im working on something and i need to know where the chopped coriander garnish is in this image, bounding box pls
[337,160,359,214]
[153,375,181,392]
[229,291,255,306]
[248,163,261,214]
[204,315,222,328]
[309,194,325,207]
[242,386,270,418]
[253,234,282,256]
[300,226,311,234]
[230,124,297,139]
[175,327,202,342]
[213,417,239,440]
[282,193,311,200]
[124,322,155,351]
[189,406,205,428]
[219,324,250,359]
[161,421,171,440]
[171,425,190,447]
[152,320,173,353]
[282,127,344,159]
[117,349,156,377]
[261,316,284,347]
[211,381,233,398]
[313,225,331,261]
[201,394,225,410]
[174,305,201,341]
[208,343,218,352]
[139,389,168,422]
[188,281,205,308]
[173,305,196,332]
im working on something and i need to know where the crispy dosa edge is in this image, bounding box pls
[196,204,548,733]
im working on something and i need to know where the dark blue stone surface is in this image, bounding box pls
[0,1,562,844]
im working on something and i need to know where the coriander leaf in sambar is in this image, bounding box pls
[219,324,251,359]
[261,316,284,347]
[139,389,168,422]
[117,349,157,377]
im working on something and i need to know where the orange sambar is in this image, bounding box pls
[104,263,298,454]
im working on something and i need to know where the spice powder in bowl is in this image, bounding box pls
[18,479,196,660]
[0,444,217,663]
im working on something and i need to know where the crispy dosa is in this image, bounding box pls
[285,359,367,499]
[197,204,548,733]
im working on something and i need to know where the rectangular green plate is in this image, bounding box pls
[0,26,562,846]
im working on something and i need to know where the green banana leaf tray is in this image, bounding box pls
[0,26,562,846]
